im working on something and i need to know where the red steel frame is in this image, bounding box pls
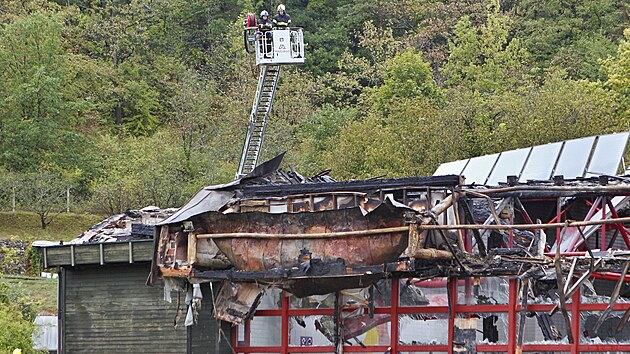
[232,278,630,353]
[231,195,630,353]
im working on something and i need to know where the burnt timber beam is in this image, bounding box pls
[190,256,630,285]
[416,216,630,231]
[238,175,463,198]
[472,185,630,198]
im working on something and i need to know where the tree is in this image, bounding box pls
[409,0,486,81]
[0,11,94,176]
[602,28,630,121]
[0,283,37,353]
[443,8,530,94]
[89,132,195,215]
[295,105,357,175]
[515,0,625,80]
[17,172,73,229]
[373,49,442,115]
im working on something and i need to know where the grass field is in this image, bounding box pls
[0,212,99,315]
[0,275,58,314]
[0,211,102,242]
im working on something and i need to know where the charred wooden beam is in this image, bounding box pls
[240,175,463,198]
[333,291,342,354]
[416,216,630,231]
[474,184,630,198]
[564,258,577,293]
[461,197,487,257]
[554,239,573,343]
[593,260,630,332]
[550,259,603,316]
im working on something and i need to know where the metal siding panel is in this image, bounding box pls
[64,263,187,353]
[189,283,233,354]
[60,267,66,354]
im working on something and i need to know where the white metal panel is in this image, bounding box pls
[433,158,469,176]
[519,142,563,182]
[461,153,500,185]
[553,136,597,178]
[486,147,532,185]
[585,132,630,177]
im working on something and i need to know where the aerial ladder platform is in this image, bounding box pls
[235,14,305,179]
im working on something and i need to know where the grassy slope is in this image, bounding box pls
[0,211,102,242]
[0,275,58,315]
[0,211,101,314]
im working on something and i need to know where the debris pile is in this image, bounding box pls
[45,206,176,245]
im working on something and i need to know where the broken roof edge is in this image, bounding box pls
[158,153,288,226]
[160,150,463,226]
[159,174,463,226]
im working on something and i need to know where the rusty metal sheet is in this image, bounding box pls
[196,200,409,271]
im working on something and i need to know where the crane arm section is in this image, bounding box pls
[236,65,281,179]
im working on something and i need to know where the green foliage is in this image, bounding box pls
[0,0,627,203]
[373,50,442,114]
[295,105,357,175]
[25,246,42,277]
[89,131,198,215]
[0,12,93,174]
[603,29,630,121]
[0,282,37,353]
[444,10,530,94]
[516,0,624,80]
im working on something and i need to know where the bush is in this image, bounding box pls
[0,282,37,353]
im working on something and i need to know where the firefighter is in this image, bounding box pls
[258,10,273,57]
[258,10,273,32]
[273,4,291,28]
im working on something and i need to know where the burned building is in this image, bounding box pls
[38,131,630,354]
[151,132,630,353]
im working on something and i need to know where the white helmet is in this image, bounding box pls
[260,10,269,17]
[277,4,285,12]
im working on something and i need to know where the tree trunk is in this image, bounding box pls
[113,46,123,125]
[40,213,47,229]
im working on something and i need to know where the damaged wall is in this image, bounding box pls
[61,263,187,353]
[60,263,231,354]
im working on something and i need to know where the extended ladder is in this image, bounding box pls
[236,65,281,178]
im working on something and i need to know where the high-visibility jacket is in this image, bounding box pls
[273,13,291,27]
[258,17,273,31]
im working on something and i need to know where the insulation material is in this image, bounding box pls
[213,282,264,324]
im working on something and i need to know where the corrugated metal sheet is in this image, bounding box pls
[32,315,57,351]
[62,263,187,353]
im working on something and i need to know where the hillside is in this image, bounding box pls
[0,0,628,214]
[0,212,102,242]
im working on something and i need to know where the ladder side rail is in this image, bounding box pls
[253,65,281,173]
[236,65,281,178]
[236,66,271,178]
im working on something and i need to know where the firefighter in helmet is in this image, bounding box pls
[258,10,273,57]
[273,4,291,28]
[258,10,273,32]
